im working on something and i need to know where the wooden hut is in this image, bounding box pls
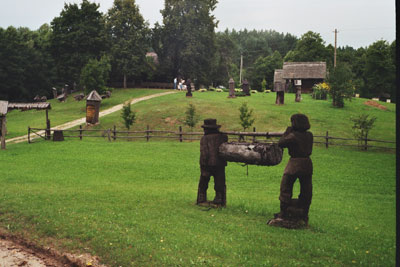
[281,62,326,93]
[86,90,102,124]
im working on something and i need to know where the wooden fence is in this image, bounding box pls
[28,126,395,151]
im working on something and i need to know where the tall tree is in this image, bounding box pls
[248,50,283,91]
[160,0,218,87]
[50,0,108,87]
[106,0,149,88]
[364,40,395,100]
[284,31,331,64]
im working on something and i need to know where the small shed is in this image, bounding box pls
[86,90,102,124]
[281,62,326,93]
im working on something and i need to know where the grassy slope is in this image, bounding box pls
[5,89,165,139]
[85,91,395,143]
[0,139,395,266]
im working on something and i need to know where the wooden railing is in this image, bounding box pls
[28,126,395,151]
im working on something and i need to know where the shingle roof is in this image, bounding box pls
[282,62,326,79]
[7,102,51,111]
[86,90,102,101]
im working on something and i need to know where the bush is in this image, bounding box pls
[121,103,136,130]
[350,114,376,149]
[234,91,246,97]
[184,103,200,130]
[251,90,258,94]
[239,102,255,131]
[199,89,207,92]
[265,90,271,93]
[216,89,223,92]
[312,82,330,100]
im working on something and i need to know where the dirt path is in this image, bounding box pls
[6,91,177,144]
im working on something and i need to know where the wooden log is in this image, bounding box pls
[219,142,283,166]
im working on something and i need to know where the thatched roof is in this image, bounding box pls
[282,62,326,79]
[7,102,51,111]
[0,101,8,115]
[273,69,284,84]
[86,90,102,101]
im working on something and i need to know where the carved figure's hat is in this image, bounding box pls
[201,118,221,129]
[291,114,310,131]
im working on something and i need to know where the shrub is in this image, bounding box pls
[184,103,200,130]
[121,103,136,130]
[208,87,215,91]
[312,82,330,100]
[239,102,255,131]
[199,89,207,92]
[234,91,246,97]
[265,90,271,93]
[216,89,223,92]
[251,90,258,94]
[350,114,376,149]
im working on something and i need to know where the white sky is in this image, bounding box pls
[0,0,395,48]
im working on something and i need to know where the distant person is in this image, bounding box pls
[197,119,228,206]
[174,77,177,89]
[178,79,183,91]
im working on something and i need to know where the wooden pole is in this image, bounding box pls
[28,126,31,144]
[107,129,111,142]
[79,125,83,140]
[113,125,116,141]
[1,116,6,150]
[45,109,50,140]
[326,131,329,148]
[334,29,338,68]
[179,126,182,142]
[146,125,150,142]
[253,127,256,142]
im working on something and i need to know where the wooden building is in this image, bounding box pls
[275,62,327,93]
[86,90,102,124]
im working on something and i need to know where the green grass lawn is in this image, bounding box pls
[5,89,165,139]
[0,139,395,266]
[83,91,395,145]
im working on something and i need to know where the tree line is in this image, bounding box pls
[0,0,396,102]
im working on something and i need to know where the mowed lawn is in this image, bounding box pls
[83,91,396,144]
[0,139,395,266]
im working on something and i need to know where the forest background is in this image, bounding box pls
[0,0,396,102]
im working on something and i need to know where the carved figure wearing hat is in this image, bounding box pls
[268,114,313,228]
[197,119,228,206]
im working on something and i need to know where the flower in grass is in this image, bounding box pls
[366,251,369,254]
[86,262,92,266]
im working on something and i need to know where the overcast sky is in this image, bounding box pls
[0,0,395,48]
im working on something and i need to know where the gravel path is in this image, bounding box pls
[6,91,177,144]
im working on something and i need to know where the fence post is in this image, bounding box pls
[364,137,368,150]
[79,125,83,140]
[107,129,111,142]
[325,131,329,148]
[146,125,150,142]
[28,126,30,144]
[113,125,116,141]
[179,126,183,142]
[253,127,256,142]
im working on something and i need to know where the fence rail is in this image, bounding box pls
[28,126,395,151]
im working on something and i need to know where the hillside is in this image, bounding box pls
[85,90,395,143]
